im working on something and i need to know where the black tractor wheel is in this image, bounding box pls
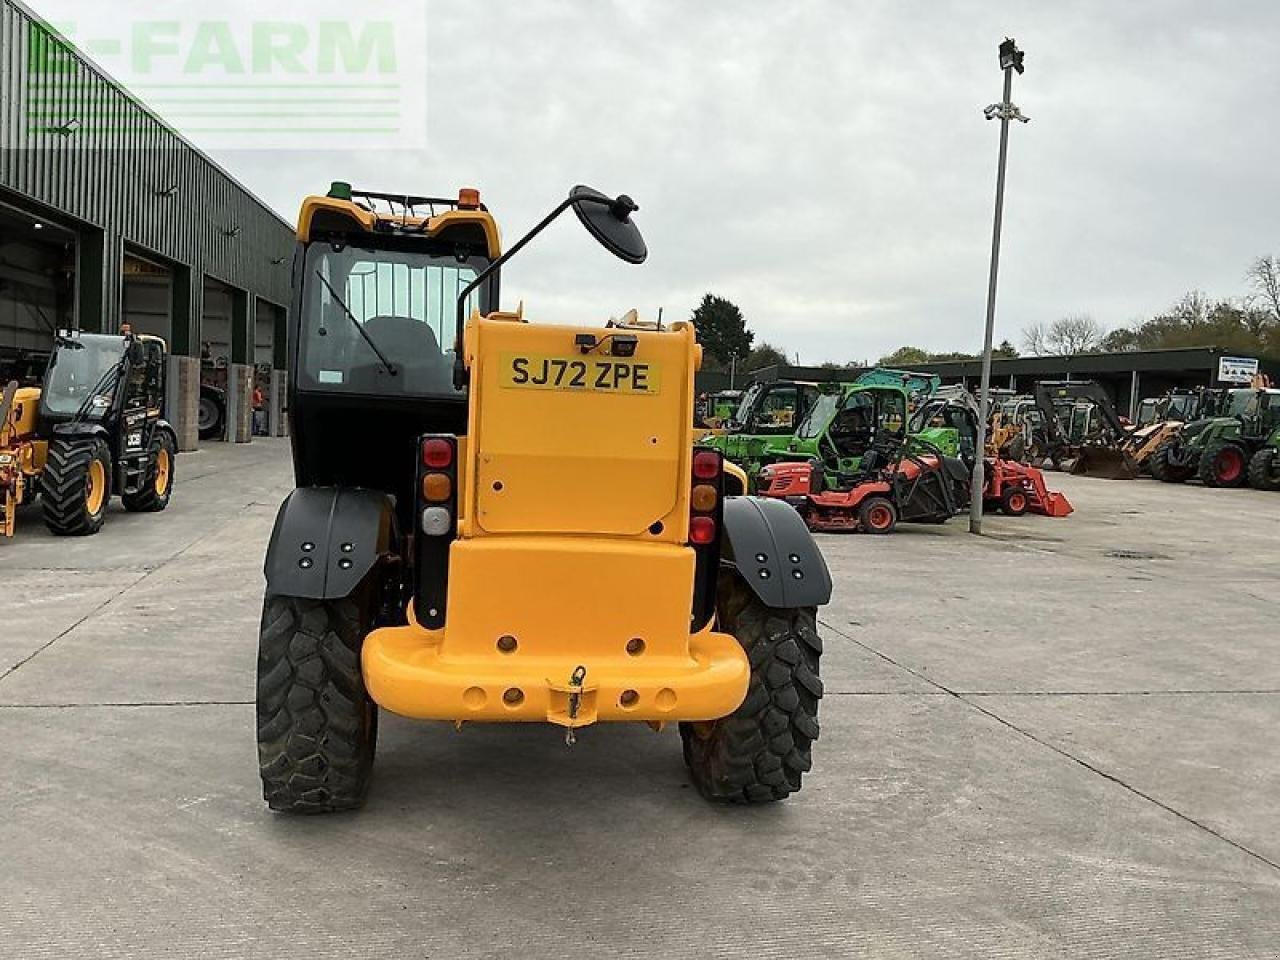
[122,431,176,512]
[1198,440,1248,488]
[1000,486,1029,516]
[198,390,225,441]
[856,495,898,534]
[40,437,112,536]
[256,594,378,813]
[680,573,822,804]
[1150,438,1194,484]
[1247,446,1280,492]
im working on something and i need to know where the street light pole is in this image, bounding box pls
[969,38,1027,534]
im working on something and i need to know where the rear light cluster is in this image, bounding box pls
[688,447,725,631]
[420,438,455,536]
[415,435,458,629]
[689,449,722,545]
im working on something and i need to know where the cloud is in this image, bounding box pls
[31,0,1280,362]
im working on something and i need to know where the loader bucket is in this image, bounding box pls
[1070,446,1137,480]
[1037,491,1074,517]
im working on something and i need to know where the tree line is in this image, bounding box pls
[1017,255,1280,358]
[688,253,1280,374]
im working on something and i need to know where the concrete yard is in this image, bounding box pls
[1,439,1278,959]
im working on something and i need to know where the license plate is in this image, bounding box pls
[500,353,661,395]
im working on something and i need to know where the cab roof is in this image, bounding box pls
[296,185,502,259]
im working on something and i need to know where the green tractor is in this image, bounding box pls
[1150,387,1280,488]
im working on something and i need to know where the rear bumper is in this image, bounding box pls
[363,624,749,726]
[364,536,749,726]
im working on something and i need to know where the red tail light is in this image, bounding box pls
[690,516,716,544]
[422,438,453,468]
[692,450,720,480]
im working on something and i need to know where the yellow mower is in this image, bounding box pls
[257,183,833,811]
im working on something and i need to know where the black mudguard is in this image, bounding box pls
[264,487,396,599]
[50,422,109,441]
[721,496,833,608]
[154,418,177,447]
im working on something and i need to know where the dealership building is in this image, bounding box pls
[0,0,295,447]
[698,347,1280,417]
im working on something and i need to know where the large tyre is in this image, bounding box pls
[40,437,111,536]
[122,431,176,512]
[198,390,224,441]
[1247,446,1280,492]
[680,573,822,804]
[1198,440,1248,488]
[857,495,898,534]
[256,595,378,813]
[1150,438,1194,484]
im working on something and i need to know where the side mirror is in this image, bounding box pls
[569,185,647,264]
[128,340,147,366]
[452,184,647,389]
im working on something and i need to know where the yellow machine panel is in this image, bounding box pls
[363,537,748,725]
[463,317,698,539]
[362,313,749,728]
[8,387,40,438]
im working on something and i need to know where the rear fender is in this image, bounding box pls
[153,418,178,452]
[50,422,109,442]
[721,496,832,608]
[264,487,397,599]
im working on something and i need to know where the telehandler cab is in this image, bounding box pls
[258,184,832,812]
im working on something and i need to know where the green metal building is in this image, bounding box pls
[0,0,295,444]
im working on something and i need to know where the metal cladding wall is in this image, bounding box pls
[0,0,294,356]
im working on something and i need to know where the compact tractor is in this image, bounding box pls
[758,436,971,534]
[1149,384,1280,489]
[257,184,832,812]
[759,386,1071,532]
[1,332,175,537]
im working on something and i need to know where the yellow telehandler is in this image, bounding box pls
[257,183,832,811]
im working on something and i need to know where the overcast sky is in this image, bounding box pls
[33,0,1280,363]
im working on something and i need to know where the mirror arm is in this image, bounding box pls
[452,194,617,389]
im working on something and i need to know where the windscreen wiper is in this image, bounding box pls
[314,270,397,377]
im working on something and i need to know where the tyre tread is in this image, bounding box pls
[256,594,377,813]
[680,573,822,804]
[40,437,110,536]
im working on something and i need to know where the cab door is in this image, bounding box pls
[117,343,159,461]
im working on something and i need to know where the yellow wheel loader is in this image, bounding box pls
[257,184,833,812]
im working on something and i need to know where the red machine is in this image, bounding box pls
[982,458,1073,517]
[758,449,969,535]
[760,456,1072,534]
